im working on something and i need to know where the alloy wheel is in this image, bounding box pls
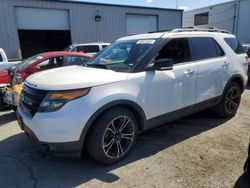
[102,116,135,159]
[225,86,240,114]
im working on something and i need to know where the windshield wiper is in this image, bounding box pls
[86,64,110,70]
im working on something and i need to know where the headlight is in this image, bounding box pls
[38,88,90,112]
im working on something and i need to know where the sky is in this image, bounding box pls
[72,0,232,10]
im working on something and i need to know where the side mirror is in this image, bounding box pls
[25,66,40,74]
[146,59,173,71]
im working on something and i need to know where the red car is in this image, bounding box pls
[0,51,92,85]
[0,70,9,84]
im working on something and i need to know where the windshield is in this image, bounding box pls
[14,55,43,71]
[88,39,156,72]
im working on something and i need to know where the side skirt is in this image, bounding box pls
[144,96,221,131]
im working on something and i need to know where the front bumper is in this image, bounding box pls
[17,110,82,157]
[16,94,95,157]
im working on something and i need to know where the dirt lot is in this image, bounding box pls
[0,86,250,188]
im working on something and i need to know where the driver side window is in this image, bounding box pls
[156,38,191,64]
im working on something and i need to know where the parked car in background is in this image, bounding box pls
[9,51,92,86]
[1,51,92,108]
[0,48,20,71]
[17,28,248,164]
[65,42,110,55]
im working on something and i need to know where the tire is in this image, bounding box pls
[216,81,241,118]
[86,107,138,164]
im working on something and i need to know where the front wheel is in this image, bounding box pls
[216,81,241,118]
[87,107,138,164]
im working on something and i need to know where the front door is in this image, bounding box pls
[142,38,197,121]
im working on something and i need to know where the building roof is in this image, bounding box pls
[42,0,183,12]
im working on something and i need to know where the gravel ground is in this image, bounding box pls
[0,86,250,188]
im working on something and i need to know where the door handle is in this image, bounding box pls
[184,69,195,75]
[222,62,229,67]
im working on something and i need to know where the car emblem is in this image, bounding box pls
[25,81,37,87]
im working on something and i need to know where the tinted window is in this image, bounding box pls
[102,45,108,49]
[224,38,245,54]
[194,12,209,26]
[0,54,2,62]
[214,40,225,56]
[191,37,222,61]
[156,38,191,64]
[77,45,99,53]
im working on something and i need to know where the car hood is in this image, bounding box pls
[25,66,129,90]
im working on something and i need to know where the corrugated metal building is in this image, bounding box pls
[183,0,250,43]
[0,0,183,59]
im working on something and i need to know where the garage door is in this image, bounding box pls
[126,14,158,35]
[16,7,70,30]
[15,8,71,58]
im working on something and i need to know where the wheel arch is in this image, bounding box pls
[227,74,245,93]
[79,100,146,151]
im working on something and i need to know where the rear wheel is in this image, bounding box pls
[87,107,138,164]
[216,81,241,117]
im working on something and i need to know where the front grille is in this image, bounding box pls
[20,85,48,117]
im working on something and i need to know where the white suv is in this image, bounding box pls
[17,28,248,164]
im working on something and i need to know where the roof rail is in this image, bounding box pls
[148,29,172,33]
[147,26,231,34]
[171,26,231,34]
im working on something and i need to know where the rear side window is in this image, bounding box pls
[191,37,224,61]
[224,38,245,54]
[0,54,2,62]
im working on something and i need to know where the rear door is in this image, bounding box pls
[190,37,226,103]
